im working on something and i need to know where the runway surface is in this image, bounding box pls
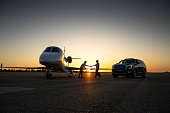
[0,72,170,113]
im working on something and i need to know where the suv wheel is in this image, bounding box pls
[131,69,137,78]
[142,69,146,78]
[112,73,118,78]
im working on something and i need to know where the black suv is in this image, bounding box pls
[112,58,146,78]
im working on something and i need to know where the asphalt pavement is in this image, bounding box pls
[0,72,170,113]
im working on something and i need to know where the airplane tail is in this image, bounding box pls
[63,47,81,64]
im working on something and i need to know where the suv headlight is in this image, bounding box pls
[127,65,132,69]
[112,65,114,69]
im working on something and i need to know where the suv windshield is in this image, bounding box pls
[119,59,136,64]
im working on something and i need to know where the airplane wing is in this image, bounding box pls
[2,67,46,69]
[67,67,80,70]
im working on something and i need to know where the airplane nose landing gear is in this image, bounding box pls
[46,69,52,79]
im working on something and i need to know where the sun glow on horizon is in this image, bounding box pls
[86,68,93,73]
[87,73,91,78]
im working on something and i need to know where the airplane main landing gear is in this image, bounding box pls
[69,69,73,78]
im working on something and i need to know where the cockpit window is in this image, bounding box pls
[51,47,60,53]
[44,47,51,52]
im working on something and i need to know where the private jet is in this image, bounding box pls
[2,46,81,78]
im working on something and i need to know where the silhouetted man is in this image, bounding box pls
[93,60,101,78]
[79,61,88,78]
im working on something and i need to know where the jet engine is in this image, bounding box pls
[64,56,72,63]
[64,56,81,64]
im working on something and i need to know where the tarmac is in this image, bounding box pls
[0,72,170,113]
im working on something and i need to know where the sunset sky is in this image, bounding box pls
[0,0,170,72]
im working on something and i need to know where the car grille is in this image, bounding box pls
[114,65,126,71]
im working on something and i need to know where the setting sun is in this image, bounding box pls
[86,68,93,73]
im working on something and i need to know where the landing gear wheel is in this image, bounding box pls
[46,73,52,79]
[46,70,52,79]
[69,70,73,78]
